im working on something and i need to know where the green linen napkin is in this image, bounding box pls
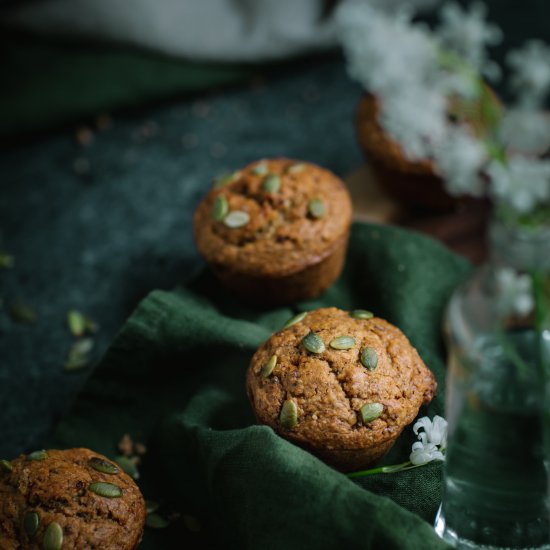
[48,222,469,549]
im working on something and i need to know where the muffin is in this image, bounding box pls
[356,86,501,212]
[0,448,146,549]
[193,158,352,305]
[246,307,436,472]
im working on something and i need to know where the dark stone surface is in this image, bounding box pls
[0,56,363,457]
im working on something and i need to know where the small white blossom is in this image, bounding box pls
[495,267,535,316]
[487,157,550,213]
[337,2,440,95]
[410,442,445,466]
[409,415,447,466]
[434,126,488,196]
[380,86,449,160]
[499,108,550,155]
[507,40,550,107]
[438,2,503,79]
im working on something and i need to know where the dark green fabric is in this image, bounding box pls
[48,222,470,549]
[0,29,254,139]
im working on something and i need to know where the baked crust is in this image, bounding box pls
[247,307,436,471]
[0,448,145,550]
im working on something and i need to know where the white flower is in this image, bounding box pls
[337,2,440,95]
[499,108,550,155]
[487,157,550,214]
[380,85,449,160]
[507,40,550,107]
[434,126,488,196]
[437,2,502,79]
[410,442,445,466]
[413,415,448,448]
[409,415,447,466]
[495,267,535,316]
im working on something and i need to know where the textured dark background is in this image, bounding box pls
[2,0,550,459]
[0,55,362,457]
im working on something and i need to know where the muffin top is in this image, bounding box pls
[0,448,145,550]
[247,307,436,451]
[193,158,352,277]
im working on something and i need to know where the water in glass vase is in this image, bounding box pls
[436,330,550,549]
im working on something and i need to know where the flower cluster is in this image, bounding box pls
[410,415,447,466]
[347,416,447,478]
[337,0,550,223]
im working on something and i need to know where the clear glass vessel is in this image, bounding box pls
[435,218,550,549]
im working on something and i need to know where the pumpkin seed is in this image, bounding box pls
[213,171,238,188]
[89,482,123,498]
[251,162,268,176]
[350,309,374,320]
[223,210,249,228]
[280,399,298,429]
[0,254,15,269]
[302,331,325,354]
[212,195,229,221]
[42,522,63,550]
[261,355,277,378]
[262,174,281,193]
[282,311,307,329]
[287,163,305,174]
[64,338,94,372]
[308,198,325,219]
[360,347,378,370]
[67,310,86,337]
[329,336,356,350]
[24,511,40,537]
[88,457,119,475]
[27,450,48,461]
[359,403,384,424]
[0,459,12,473]
[145,513,170,529]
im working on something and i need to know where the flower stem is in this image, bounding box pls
[347,460,424,479]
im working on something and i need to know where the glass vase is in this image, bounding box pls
[435,218,550,549]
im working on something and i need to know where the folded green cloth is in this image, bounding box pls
[48,222,469,549]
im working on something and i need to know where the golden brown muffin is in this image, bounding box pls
[0,448,146,549]
[356,88,501,212]
[246,307,436,472]
[193,158,352,305]
[356,95,454,212]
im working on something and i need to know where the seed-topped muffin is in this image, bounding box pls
[193,158,353,305]
[0,448,146,549]
[246,307,437,471]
